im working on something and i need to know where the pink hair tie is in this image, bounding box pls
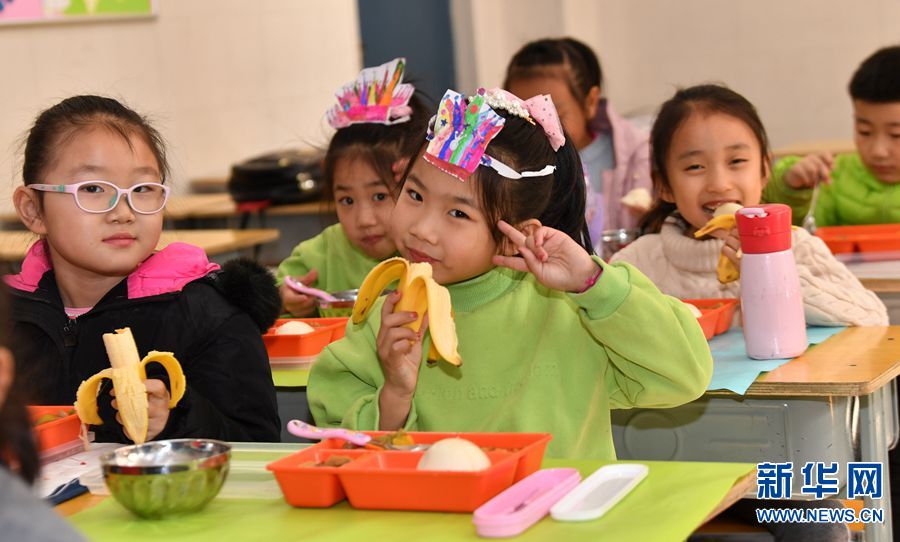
[576,264,603,294]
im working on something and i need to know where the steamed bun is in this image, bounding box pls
[275,321,316,335]
[417,438,490,472]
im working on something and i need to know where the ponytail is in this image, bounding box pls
[538,137,593,253]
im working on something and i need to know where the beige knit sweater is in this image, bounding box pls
[611,219,888,326]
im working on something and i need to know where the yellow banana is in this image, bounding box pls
[75,328,186,444]
[353,257,462,366]
[694,203,743,284]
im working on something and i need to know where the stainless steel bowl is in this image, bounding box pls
[316,288,358,318]
[599,229,640,260]
[100,439,231,518]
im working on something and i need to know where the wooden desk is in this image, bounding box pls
[0,229,280,262]
[707,326,900,396]
[57,454,756,542]
[612,326,900,542]
[189,176,228,193]
[164,193,328,221]
[0,194,330,224]
[772,138,855,159]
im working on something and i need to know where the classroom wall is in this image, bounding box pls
[3,1,900,215]
[0,0,361,214]
[454,0,900,147]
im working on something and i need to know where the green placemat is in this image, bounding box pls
[69,460,754,542]
[271,368,309,388]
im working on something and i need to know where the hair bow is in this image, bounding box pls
[482,88,565,151]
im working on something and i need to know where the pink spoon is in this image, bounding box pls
[284,276,338,302]
[286,420,372,446]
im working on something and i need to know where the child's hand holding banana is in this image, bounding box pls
[75,327,186,444]
[694,203,743,284]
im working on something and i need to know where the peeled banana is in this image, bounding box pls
[75,328,186,444]
[352,257,462,366]
[694,203,743,284]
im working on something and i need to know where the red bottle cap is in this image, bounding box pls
[735,204,793,254]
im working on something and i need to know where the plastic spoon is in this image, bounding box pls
[286,420,374,447]
[286,420,430,450]
[284,276,338,302]
[802,183,820,234]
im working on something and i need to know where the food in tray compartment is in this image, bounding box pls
[371,430,416,448]
[301,455,353,468]
[341,429,417,449]
[274,321,316,335]
[75,328,186,444]
[417,438,491,472]
[683,302,703,318]
[34,408,76,425]
[352,257,462,366]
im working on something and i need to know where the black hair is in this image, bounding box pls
[321,92,431,204]
[503,37,602,110]
[640,84,771,234]
[849,45,900,103]
[0,286,39,485]
[22,95,169,191]
[401,96,592,254]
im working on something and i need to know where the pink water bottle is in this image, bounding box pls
[736,204,807,359]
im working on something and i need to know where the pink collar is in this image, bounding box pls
[4,240,221,299]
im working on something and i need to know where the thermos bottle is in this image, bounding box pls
[736,204,807,359]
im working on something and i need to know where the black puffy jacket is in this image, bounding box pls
[7,242,281,443]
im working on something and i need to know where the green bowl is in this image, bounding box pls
[100,439,231,519]
[316,289,357,318]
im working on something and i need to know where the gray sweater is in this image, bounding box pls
[0,468,86,542]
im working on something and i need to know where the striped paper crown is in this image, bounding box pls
[326,58,415,129]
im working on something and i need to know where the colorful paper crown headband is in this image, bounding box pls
[424,88,565,181]
[326,58,415,129]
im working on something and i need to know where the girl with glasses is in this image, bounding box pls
[6,95,281,444]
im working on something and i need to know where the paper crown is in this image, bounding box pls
[326,58,415,129]
[424,90,505,181]
[424,89,558,181]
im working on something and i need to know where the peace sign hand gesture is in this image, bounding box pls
[491,220,599,293]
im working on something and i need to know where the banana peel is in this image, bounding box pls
[352,257,462,366]
[74,328,186,444]
[694,203,742,284]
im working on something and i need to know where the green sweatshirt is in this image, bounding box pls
[275,224,382,292]
[764,153,900,226]
[308,259,713,459]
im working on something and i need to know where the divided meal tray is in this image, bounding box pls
[262,317,348,367]
[266,431,552,512]
[816,224,900,254]
[683,298,739,340]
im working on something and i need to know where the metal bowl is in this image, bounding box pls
[316,288,358,318]
[599,229,640,260]
[100,439,231,519]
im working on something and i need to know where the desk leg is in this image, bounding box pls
[859,386,893,541]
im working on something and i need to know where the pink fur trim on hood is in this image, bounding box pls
[4,240,220,299]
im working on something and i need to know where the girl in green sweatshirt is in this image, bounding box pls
[276,58,429,316]
[308,88,713,459]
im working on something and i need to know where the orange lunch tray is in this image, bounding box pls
[262,317,349,362]
[265,448,369,507]
[267,431,552,511]
[815,224,900,254]
[683,298,739,340]
[338,449,518,512]
[28,405,80,452]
